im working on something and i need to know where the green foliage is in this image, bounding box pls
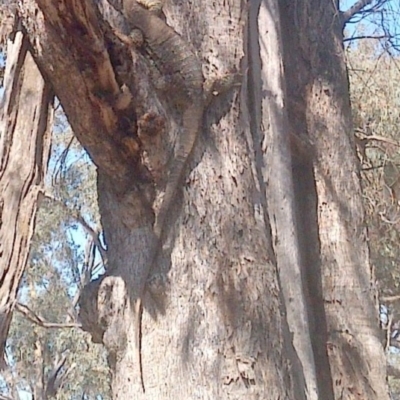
[348,39,400,294]
[348,37,400,395]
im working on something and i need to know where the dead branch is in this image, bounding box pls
[15,303,81,329]
[341,0,375,24]
[381,295,400,302]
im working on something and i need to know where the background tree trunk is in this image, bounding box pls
[281,0,390,398]
[0,31,52,367]
[249,1,319,398]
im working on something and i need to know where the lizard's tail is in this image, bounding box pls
[134,299,145,392]
[154,103,203,241]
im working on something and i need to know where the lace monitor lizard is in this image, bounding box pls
[113,0,204,391]
[114,0,240,391]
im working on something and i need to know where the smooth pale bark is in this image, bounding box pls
[0,32,52,367]
[249,1,318,398]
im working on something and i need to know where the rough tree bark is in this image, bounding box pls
[280,0,389,398]
[248,2,319,398]
[0,30,53,368]
[18,0,294,397]
[8,0,389,399]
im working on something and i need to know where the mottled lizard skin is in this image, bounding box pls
[120,0,204,392]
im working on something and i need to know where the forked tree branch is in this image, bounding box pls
[45,354,76,398]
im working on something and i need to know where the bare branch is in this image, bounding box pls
[343,34,388,42]
[355,130,400,147]
[68,239,98,320]
[52,134,75,188]
[381,295,400,302]
[15,303,81,329]
[39,191,107,265]
[45,353,76,398]
[341,0,374,24]
[45,353,67,398]
[379,212,400,225]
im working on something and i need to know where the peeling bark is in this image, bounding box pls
[0,32,52,367]
[10,0,390,398]
[248,1,318,398]
[17,0,295,397]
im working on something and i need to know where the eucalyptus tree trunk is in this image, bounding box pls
[13,0,389,399]
[280,1,389,398]
[0,31,52,367]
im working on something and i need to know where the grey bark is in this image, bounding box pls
[0,31,52,369]
[0,21,69,400]
[280,0,390,398]
[9,0,390,399]
[248,1,318,398]
[19,0,293,398]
